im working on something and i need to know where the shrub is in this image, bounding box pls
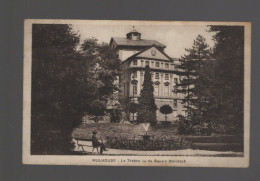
[159,105,173,121]
[177,115,193,135]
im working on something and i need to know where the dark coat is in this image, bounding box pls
[92,135,101,147]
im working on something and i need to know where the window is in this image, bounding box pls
[173,99,177,107]
[165,74,169,80]
[133,83,137,95]
[164,85,169,96]
[140,71,144,76]
[155,73,159,79]
[174,78,178,84]
[173,86,178,94]
[141,60,144,66]
[165,63,169,69]
[154,84,159,96]
[133,71,137,78]
[145,61,149,66]
[133,60,137,65]
[151,61,154,67]
[155,62,160,67]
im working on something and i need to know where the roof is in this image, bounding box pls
[171,58,180,62]
[110,37,166,48]
[125,45,173,62]
[126,30,141,35]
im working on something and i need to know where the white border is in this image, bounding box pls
[23,19,251,167]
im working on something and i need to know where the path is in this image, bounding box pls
[73,140,243,157]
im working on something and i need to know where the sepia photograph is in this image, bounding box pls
[23,20,251,167]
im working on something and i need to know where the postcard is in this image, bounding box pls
[23,19,250,167]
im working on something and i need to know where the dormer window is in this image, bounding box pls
[133,60,137,65]
[165,63,169,69]
[155,62,160,67]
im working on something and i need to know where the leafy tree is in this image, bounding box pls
[159,105,173,121]
[89,100,107,122]
[137,65,157,124]
[207,26,244,134]
[31,24,121,154]
[80,38,121,118]
[31,24,82,154]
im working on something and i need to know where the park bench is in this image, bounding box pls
[74,138,97,153]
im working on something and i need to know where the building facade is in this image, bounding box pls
[109,29,187,122]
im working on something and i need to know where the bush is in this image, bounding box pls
[159,105,173,121]
[177,115,193,135]
[161,121,172,125]
[128,102,139,114]
[105,136,192,151]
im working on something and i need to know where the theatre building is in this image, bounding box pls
[109,29,187,122]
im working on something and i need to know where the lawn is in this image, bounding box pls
[72,123,179,140]
[72,123,243,152]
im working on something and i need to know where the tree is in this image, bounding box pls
[31,24,82,154]
[159,105,173,121]
[80,38,121,119]
[89,100,107,122]
[31,25,121,154]
[128,102,139,121]
[175,35,211,134]
[137,65,157,124]
[207,26,244,134]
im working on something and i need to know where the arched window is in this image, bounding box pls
[164,84,169,96]
[154,84,159,96]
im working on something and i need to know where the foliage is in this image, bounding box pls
[175,35,212,131]
[176,27,244,135]
[159,105,173,121]
[177,115,193,135]
[80,38,121,116]
[137,65,157,124]
[128,102,139,113]
[31,24,120,154]
[105,136,192,151]
[31,24,81,154]
[207,26,244,134]
[89,100,107,117]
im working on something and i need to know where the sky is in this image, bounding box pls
[72,24,216,58]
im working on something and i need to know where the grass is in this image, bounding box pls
[72,123,179,140]
[72,123,243,152]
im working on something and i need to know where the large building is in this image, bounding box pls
[109,29,187,122]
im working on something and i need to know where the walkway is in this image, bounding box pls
[73,140,243,157]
